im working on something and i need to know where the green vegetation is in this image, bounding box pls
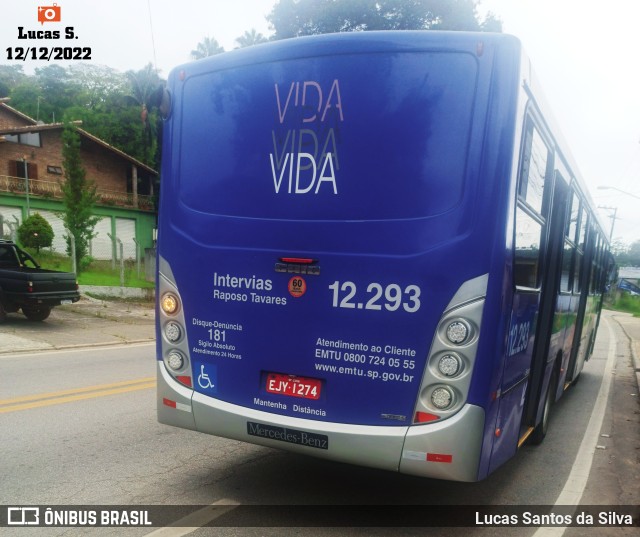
[24,249,153,289]
[607,293,640,317]
[0,64,162,171]
[17,213,54,252]
[61,123,100,273]
[267,0,502,39]
[77,266,154,289]
[612,239,640,267]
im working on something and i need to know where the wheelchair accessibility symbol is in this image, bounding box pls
[197,364,217,392]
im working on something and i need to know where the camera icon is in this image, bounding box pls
[37,3,62,25]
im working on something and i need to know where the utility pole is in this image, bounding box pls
[598,206,618,242]
[22,156,30,218]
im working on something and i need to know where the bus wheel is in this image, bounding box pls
[22,306,51,322]
[0,302,6,324]
[571,371,581,386]
[530,372,556,445]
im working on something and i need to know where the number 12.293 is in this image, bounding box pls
[328,281,421,313]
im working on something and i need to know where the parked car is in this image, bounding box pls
[0,240,80,322]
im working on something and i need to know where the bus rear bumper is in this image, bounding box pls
[158,362,484,481]
[399,405,485,481]
[191,389,408,473]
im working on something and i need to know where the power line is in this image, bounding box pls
[147,0,159,72]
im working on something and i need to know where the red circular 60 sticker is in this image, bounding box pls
[288,276,307,298]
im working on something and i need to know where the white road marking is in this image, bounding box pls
[143,499,241,536]
[532,317,616,537]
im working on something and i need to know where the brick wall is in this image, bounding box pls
[0,127,129,193]
[0,106,33,129]
[80,136,129,192]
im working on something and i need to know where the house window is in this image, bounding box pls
[4,132,41,147]
[9,160,39,180]
[47,165,63,175]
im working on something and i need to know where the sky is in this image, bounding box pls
[1,0,639,245]
[479,0,640,246]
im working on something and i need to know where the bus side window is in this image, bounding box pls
[514,207,543,288]
[560,191,577,293]
[574,207,588,293]
[589,232,601,295]
[514,121,550,288]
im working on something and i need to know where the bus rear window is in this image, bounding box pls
[177,51,477,220]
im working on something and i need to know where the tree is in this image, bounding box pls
[17,213,54,253]
[124,63,164,168]
[190,37,225,60]
[267,0,502,39]
[0,65,26,98]
[235,29,269,48]
[9,65,82,123]
[60,124,100,272]
[627,240,640,266]
[8,81,44,122]
[68,64,127,109]
[6,63,166,171]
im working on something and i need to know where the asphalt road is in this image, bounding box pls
[0,295,155,352]
[0,307,638,536]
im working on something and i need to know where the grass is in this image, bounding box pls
[26,249,154,289]
[607,293,640,317]
[78,270,154,288]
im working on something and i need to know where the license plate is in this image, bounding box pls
[265,373,322,400]
[61,300,72,305]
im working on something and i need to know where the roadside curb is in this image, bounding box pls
[80,285,155,300]
[60,292,155,325]
[0,338,155,355]
[609,312,640,392]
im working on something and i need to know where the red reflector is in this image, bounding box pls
[280,257,315,264]
[176,375,192,387]
[415,411,440,423]
[427,453,453,463]
[163,398,176,408]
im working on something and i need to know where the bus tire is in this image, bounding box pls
[0,301,6,324]
[571,370,581,386]
[530,371,556,445]
[22,306,52,322]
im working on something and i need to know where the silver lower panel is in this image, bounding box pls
[158,362,485,481]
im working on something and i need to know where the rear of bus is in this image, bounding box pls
[157,32,522,482]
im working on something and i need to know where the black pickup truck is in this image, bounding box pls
[0,240,80,322]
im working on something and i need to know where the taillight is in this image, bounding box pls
[166,350,185,371]
[445,320,472,345]
[158,270,193,389]
[414,411,440,423]
[160,293,180,315]
[437,353,464,378]
[412,274,487,424]
[430,386,455,410]
[164,321,182,343]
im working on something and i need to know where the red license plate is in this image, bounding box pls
[265,373,322,400]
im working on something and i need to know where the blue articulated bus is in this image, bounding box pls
[156,31,611,481]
